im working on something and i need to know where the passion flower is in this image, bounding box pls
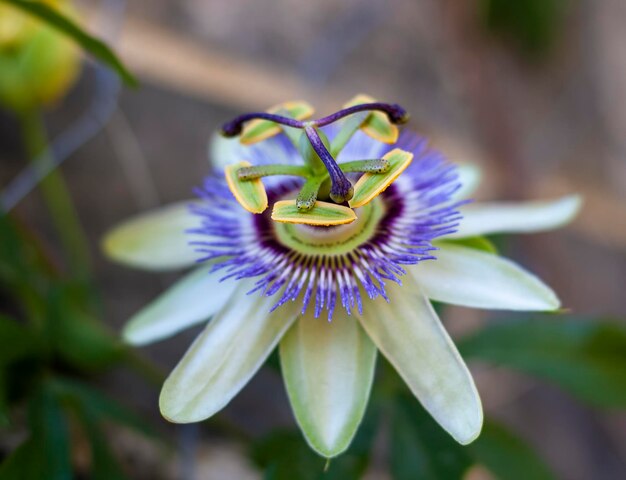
[103,97,581,457]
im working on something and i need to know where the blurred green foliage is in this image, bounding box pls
[0,0,137,88]
[459,316,626,407]
[480,0,568,57]
[251,397,380,479]
[0,216,157,479]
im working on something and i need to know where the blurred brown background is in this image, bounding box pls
[1,0,625,478]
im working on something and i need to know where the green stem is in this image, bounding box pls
[296,175,327,210]
[17,108,92,281]
[238,164,309,180]
[330,111,369,157]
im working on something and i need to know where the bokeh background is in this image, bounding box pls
[1,0,626,478]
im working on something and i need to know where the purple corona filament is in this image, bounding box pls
[303,125,353,203]
[190,131,464,321]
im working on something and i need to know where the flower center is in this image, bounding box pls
[273,197,385,255]
[219,97,413,224]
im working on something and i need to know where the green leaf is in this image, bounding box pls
[47,284,124,371]
[0,438,42,480]
[0,315,42,365]
[2,385,75,480]
[1,0,138,86]
[272,200,356,226]
[225,161,268,214]
[390,393,473,480]
[251,430,323,480]
[79,412,129,480]
[51,377,163,479]
[481,0,565,57]
[469,420,556,480]
[458,317,626,407]
[0,215,55,325]
[50,377,157,438]
[349,149,413,208]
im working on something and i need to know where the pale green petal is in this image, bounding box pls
[413,244,560,311]
[208,132,302,170]
[209,133,241,169]
[449,195,582,238]
[453,163,482,201]
[123,266,237,346]
[280,310,377,458]
[102,202,199,271]
[357,277,482,445]
[159,284,299,422]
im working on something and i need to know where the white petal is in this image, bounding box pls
[280,311,377,458]
[414,244,560,311]
[102,202,199,271]
[453,163,482,201]
[123,266,238,346]
[209,132,301,170]
[357,277,482,445]
[159,283,299,422]
[449,195,582,238]
[208,133,241,169]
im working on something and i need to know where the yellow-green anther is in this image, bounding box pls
[349,148,413,208]
[224,161,268,214]
[272,200,357,226]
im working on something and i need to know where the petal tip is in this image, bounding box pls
[158,390,212,424]
[561,194,583,221]
[121,327,146,346]
[451,397,484,446]
[310,442,350,460]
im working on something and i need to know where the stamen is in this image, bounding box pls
[237,165,309,180]
[313,102,410,128]
[193,128,464,321]
[303,125,353,204]
[219,100,411,209]
[296,176,326,211]
[221,112,304,137]
[339,159,391,174]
